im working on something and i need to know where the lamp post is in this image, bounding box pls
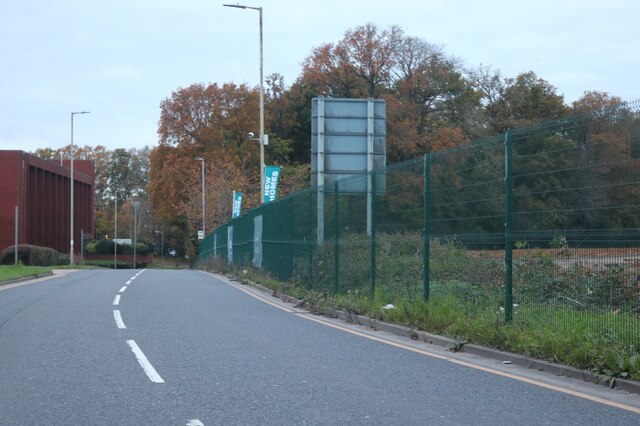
[133,201,139,270]
[114,189,118,270]
[223,3,265,202]
[196,157,205,236]
[70,111,90,265]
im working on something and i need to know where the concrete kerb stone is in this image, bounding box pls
[226,274,640,395]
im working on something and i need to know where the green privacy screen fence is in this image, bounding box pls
[200,101,640,349]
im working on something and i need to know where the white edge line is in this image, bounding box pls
[186,420,204,426]
[126,340,165,383]
[126,280,132,285]
[113,294,121,305]
[113,310,126,329]
[119,286,127,293]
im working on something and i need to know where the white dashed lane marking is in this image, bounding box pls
[113,310,126,329]
[126,340,164,383]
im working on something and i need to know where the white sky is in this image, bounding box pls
[1,0,638,152]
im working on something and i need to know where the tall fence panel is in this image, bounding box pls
[509,108,640,347]
[200,101,640,351]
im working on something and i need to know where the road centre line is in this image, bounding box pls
[119,286,127,293]
[126,280,132,285]
[113,310,126,329]
[186,420,204,426]
[126,340,165,383]
[209,272,640,415]
[113,295,121,305]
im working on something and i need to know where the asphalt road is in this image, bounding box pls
[0,269,639,425]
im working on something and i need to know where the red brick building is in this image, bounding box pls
[0,150,95,255]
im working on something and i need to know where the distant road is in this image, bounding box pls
[0,269,639,425]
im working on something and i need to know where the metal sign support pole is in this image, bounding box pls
[317,97,325,244]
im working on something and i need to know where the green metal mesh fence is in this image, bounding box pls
[200,101,640,350]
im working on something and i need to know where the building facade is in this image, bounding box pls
[0,150,95,255]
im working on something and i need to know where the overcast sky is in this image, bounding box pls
[1,0,638,153]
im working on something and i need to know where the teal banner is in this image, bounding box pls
[263,165,281,203]
[232,191,243,218]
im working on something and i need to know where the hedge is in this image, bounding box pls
[0,244,64,266]
[85,239,153,255]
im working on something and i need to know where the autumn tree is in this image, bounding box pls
[470,68,567,133]
[300,25,479,162]
[300,23,402,98]
[151,82,267,253]
[389,37,479,160]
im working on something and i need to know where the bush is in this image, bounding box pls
[0,244,62,266]
[86,239,153,256]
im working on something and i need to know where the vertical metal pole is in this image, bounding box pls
[317,97,325,244]
[423,154,431,302]
[258,7,265,202]
[504,131,514,323]
[370,170,377,296]
[307,190,313,289]
[366,98,375,236]
[334,180,340,294]
[201,158,206,235]
[14,206,18,266]
[133,203,138,270]
[69,111,89,266]
[70,113,74,265]
[114,191,118,269]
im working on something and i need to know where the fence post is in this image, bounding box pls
[504,130,514,323]
[307,190,313,289]
[334,180,340,294]
[370,171,377,296]
[423,154,431,302]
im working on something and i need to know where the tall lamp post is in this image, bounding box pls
[196,157,205,236]
[114,189,118,269]
[133,201,139,270]
[223,3,265,202]
[70,111,90,265]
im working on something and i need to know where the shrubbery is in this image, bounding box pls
[0,244,64,266]
[85,239,153,255]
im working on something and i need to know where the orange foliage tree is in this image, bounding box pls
[150,82,264,252]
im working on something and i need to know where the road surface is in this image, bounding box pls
[0,269,639,425]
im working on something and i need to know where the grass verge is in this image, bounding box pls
[0,264,53,283]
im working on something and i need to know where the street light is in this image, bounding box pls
[223,3,265,202]
[114,189,119,270]
[133,200,139,270]
[196,157,205,236]
[70,110,90,265]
